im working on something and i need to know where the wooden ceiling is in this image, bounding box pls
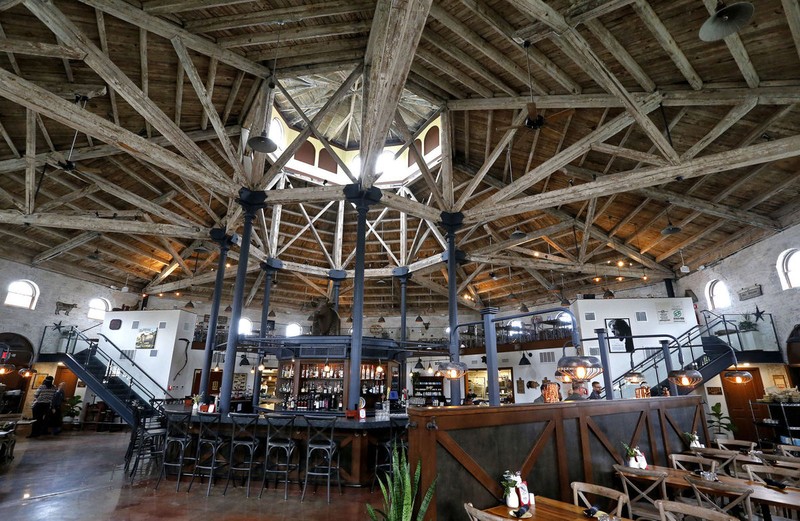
[0,0,799,317]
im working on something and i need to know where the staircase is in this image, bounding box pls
[38,328,174,426]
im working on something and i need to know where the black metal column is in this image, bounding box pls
[441,211,464,406]
[254,258,282,408]
[482,307,500,406]
[328,269,346,313]
[345,185,381,410]
[220,188,267,414]
[199,228,234,404]
[393,266,410,389]
[661,339,679,396]
[595,328,615,401]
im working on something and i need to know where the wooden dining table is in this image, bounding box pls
[648,465,800,521]
[482,496,634,520]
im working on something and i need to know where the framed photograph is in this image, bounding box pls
[32,373,49,389]
[76,379,86,388]
[707,386,723,395]
[135,328,157,349]
[773,374,788,389]
[605,318,633,353]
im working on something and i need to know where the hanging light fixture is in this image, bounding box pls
[723,368,752,384]
[668,365,703,387]
[438,360,468,380]
[324,359,331,373]
[268,309,276,318]
[0,363,15,376]
[185,300,195,310]
[414,358,424,370]
[18,366,37,377]
[346,315,353,323]
[555,369,572,383]
[415,314,424,323]
[376,360,384,374]
[624,353,645,384]
[378,316,386,323]
[519,352,532,366]
[426,362,434,374]
[519,302,529,313]
[556,345,603,382]
[212,353,221,372]
[247,26,282,154]
[661,205,682,235]
[699,1,754,42]
[239,354,250,366]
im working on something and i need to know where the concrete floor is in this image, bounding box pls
[0,429,384,520]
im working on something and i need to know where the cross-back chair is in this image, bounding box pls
[571,481,629,517]
[613,464,669,521]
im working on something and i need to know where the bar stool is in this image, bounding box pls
[128,406,167,483]
[371,416,408,492]
[155,410,195,491]
[187,412,227,496]
[261,413,298,500]
[301,415,342,503]
[223,412,260,497]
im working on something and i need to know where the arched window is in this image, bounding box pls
[777,249,800,290]
[705,279,731,310]
[4,279,39,309]
[423,126,440,154]
[238,317,253,336]
[286,323,302,337]
[349,154,361,178]
[87,298,111,320]
[268,117,285,153]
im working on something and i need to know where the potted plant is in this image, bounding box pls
[683,431,702,448]
[738,314,758,332]
[62,395,83,425]
[707,402,736,441]
[621,442,647,468]
[367,444,437,521]
[501,470,521,508]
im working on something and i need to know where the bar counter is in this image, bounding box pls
[164,404,408,485]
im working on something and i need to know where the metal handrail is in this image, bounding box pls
[66,346,153,404]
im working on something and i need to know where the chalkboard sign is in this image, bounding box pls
[737,284,762,301]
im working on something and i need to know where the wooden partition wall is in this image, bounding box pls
[407,396,707,520]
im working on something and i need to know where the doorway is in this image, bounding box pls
[720,367,764,442]
[192,369,223,397]
[54,366,78,399]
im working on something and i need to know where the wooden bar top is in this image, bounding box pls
[483,497,634,520]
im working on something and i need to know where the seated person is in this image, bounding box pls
[564,382,588,401]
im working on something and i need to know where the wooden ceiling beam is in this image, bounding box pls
[513,0,635,43]
[32,231,100,265]
[24,108,35,215]
[360,0,432,187]
[393,109,446,209]
[782,0,800,64]
[584,19,655,93]
[467,132,800,224]
[0,37,84,59]
[409,63,467,99]
[469,253,645,278]
[219,20,372,49]
[700,0,758,88]
[415,49,494,98]
[0,211,206,238]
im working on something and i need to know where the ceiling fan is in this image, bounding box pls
[497,41,574,133]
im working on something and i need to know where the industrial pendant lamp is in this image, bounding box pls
[0,363,16,375]
[668,366,703,387]
[624,353,645,384]
[18,366,37,377]
[426,362,434,374]
[661,205,682,235]
[519,302,529,313]
[247,30,282,153]
[415,314,424,323]
[699,1,754,42]
[268,309,276,318]
[324,359,331,373]
[722,345,753,384]
[519,352,532,366]
[414,358,424,370]
[239,354,250,366]
[185,300,195,310]
[376,360,384,374]
[556,345,603,382]
[438,360,468,380]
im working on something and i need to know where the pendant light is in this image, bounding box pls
[184,300,195,310]
[519,352,531,366]
[268,310,276,318]
[438,360,468,380]
[18,366,37,377]
[667,365,703,387]
[414,358,424,370]
[723,368,752,384]
[376,360,384,374]
[661,205,682,235]
[556,345,603,382]
[624,353,645,384]
[699,1,754,42]
[426,362,434,374]
[247,27,282,153]
[0,363,16,375]
[239,354,250,366]
[324,359,331,373]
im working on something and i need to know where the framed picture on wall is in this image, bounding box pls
[32,373,49,389]
[605,318,633,353]
[135,328,157,349]
[773,374,788,389]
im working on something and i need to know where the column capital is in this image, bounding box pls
[236,187,268,215]
[260,258,283,272]
[328,269,347,281]
[480,307,499,316]
[344,183,382,211]
[209,228,237,250]
[439,211,464,234]
[392,266,411,280]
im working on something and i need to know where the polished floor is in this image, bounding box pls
[0,428,384,520]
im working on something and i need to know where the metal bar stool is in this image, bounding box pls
[223,412,260,497]
[128,406,167,483]
[301,415,342,503]
[261,413,298,500]
[155,410,195,491]
[371,416,408,492]
[187,412,227,496]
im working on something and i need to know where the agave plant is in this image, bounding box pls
[367,444,437,521]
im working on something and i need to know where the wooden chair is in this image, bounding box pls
[690,447,740,477]
[464,502,507,521]
[716,439,756,452]
[656,500,737,521]
[669,453,718,473]
[571,481,629,517]
[684,474,753,520]
[613,464,669,521]
[760,452,800,471]
[776,444,800,458]
[743,464,800,487]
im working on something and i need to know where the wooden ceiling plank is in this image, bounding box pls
[440,109,454,210]
[631,0,703,90]
[780,0,800,64]
[0,37,84,59]
[244,269,265,308]
[275,79,358,184]
[454,110,527,211]
[468,132,800,224]
[0,117,20,158]
[460,0,580,94]
[584,19,655,92]
[142,0,251,13]
[219,20,372,49]
[25,1,230,183]
[409,63,467,99]
[394,109,446,209]
[680,97,758,161]
[578,198,596,262]
[174,62,184,127]
[0,211,206,238]
[298,202,335,269]
[80,0,271,78]
[139,28,151,138]
[334,199,345,269]
[268,173,286,258]
[95,9,120,126]
[470,253,645,278]
[473,221,573,255]
[0,69,235,194]
[172,37,246,185]
[260,65,362,189]
[421,30,516,97]
[35,183,99,213]
[293,271,330,298]
[0,185,25,213]
[416,49,493,98]
[25,108,36,215]
[221,70,245,127]
[277,200,336,257]
[591,143,667,166]
[360,0,432,187]
[404,76,447,105]
[476,94,660,208]
[188,0,374,33]
[32,231,100,264]
[365,217,400,267]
